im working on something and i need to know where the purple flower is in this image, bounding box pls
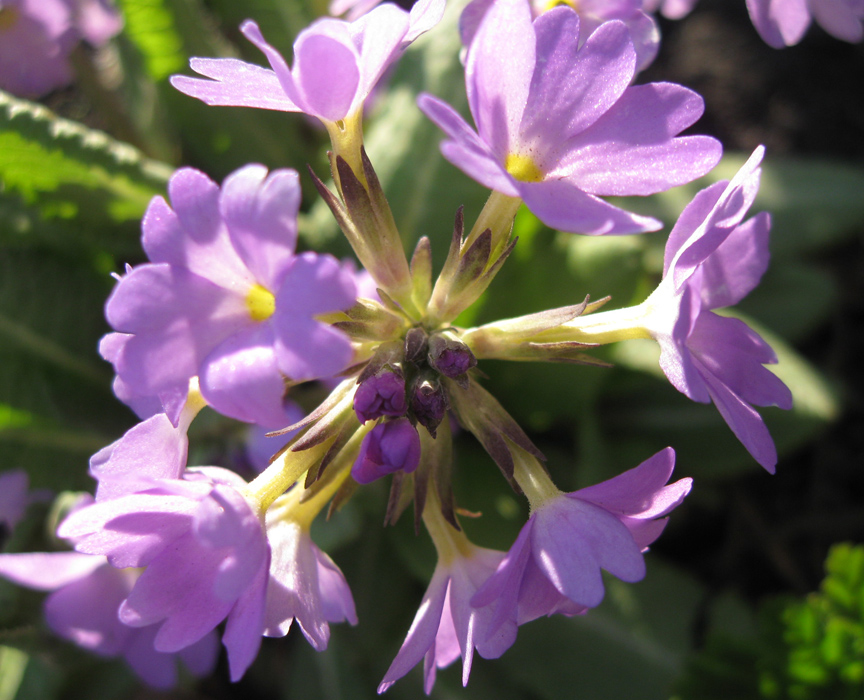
[57,468,270,681]
[88,387,207,502]
[99,333,168,420]
[0,551,218,688]
[0,0,121,97]
[352,418,422,484]
[67,0,123,46]
[642,147,793,471]
[746,0,863,47]
[105,164,357,427]
[170,0,444,124]
[378,544,516,694]
[419,0,721,235]
[461,0,660,72]
[263,513,357,650]
[472,449,691,639]
[0,0,76,97]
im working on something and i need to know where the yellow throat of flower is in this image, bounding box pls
[542,0,579,12]
[246,284,276,322]
[505,153,545,183]
[0,7,20,31]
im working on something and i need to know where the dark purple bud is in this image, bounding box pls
[353,368,407,423]
[351,418,421,484]
[428,332,477,378]
[410,374,448,436]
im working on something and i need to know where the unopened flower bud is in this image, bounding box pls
[352,418,421,485]
[353,367,407,423]
[410,373,448,436]
[427,331,477,378]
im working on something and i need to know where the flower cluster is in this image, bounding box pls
[3,0,816,693]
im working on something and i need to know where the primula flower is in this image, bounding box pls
[642,147,793,470]
[57,468,270,681]
[263,508,357,650]
[746,0,864,46]
[379,543,516,694]
[0,551,218,688]
[0,0,121,97]
[88,386,207,502]
[105,164,357,428]
[0,0,77,96]
[419,0,721,235]
[472,449,690,638]
[557,148,792,470]
[461,0,660,72]
[170,0,444,125]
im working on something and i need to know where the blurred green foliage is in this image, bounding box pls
[675,543,864,700]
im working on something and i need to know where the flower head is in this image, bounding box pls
[0,0,76,96]
[472,449,690,638]
[746,0,863,47]
[379,542,516,694]
[57,468,270,681]
[170,0,444,125]
[461,0,661,72]
[419,0,721,235]
[643,147,793,470]
[105,164,357,427]
[263,506,357,650]
[0,0,121,97]
[0,551,218,688]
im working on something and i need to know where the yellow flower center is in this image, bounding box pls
[505,153,545,183]
[246,284,276,322]
[542,0,578,12]
[0,8,20,31]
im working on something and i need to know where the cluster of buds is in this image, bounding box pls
[0,0,803,692]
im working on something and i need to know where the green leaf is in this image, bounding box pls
[0,90,172,229]
[0,249,129,488]
[675,544,864,700]
[115,0,187,82]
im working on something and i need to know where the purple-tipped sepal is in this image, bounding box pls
[409,374,449,437]
[427,332,477,380]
